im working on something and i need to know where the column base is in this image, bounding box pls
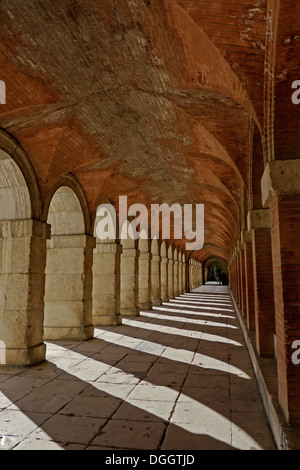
[0,343,46,367]
[139,302,153,310]
[93,314,122,326]
[44,324,94,341]
[120,307,140,316]
[152,298,162,306]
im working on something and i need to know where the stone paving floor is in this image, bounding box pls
[0,285,276,450]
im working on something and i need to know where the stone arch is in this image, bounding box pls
[46,186,86,236]
[0,130,42,220]
[204,256,228,285]
[42,174,91,235]
[94,203,118,244]
[0,150,32,220]
[43,181,94,341]
[120,220,140,316]
[168,245,175,299]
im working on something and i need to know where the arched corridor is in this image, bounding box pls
[0,0,300,452]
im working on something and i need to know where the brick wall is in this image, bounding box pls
[270,194,300,424]
[244,241,255,331]
[252,227,275,357]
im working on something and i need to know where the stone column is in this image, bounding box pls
[160,244,169,301]
[195,261,199,287]
[44,234,95,341]
[151,253,162,306]
[0,219,48,366]
[120,247,140,316]
[194,260,197,288]
[173,249,179,297]
[168,246,174,299]
[189,259,194,290]
[139,249,152,310]
[188,259,191,290]
[204,267,208,284]
[92,241,122,326]
[236,244,241,309]
[196,261,202,286]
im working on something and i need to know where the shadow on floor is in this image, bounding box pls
[0,289,276,450]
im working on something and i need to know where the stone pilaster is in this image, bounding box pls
[120,247,140,316]
[44,234,95,341]
[0,219,50,365]
[93,242,122,326]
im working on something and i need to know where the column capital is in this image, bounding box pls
[121,247,140,257]
[247,209,270,230]
[139,251,152,260]
[261,159,300,207]
[95,242,122,255]
[0,219,51,239]
[49,234,96,249]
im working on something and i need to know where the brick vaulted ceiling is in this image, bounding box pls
[0,0,273,262]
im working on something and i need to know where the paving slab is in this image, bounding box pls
[91,420,167,450]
